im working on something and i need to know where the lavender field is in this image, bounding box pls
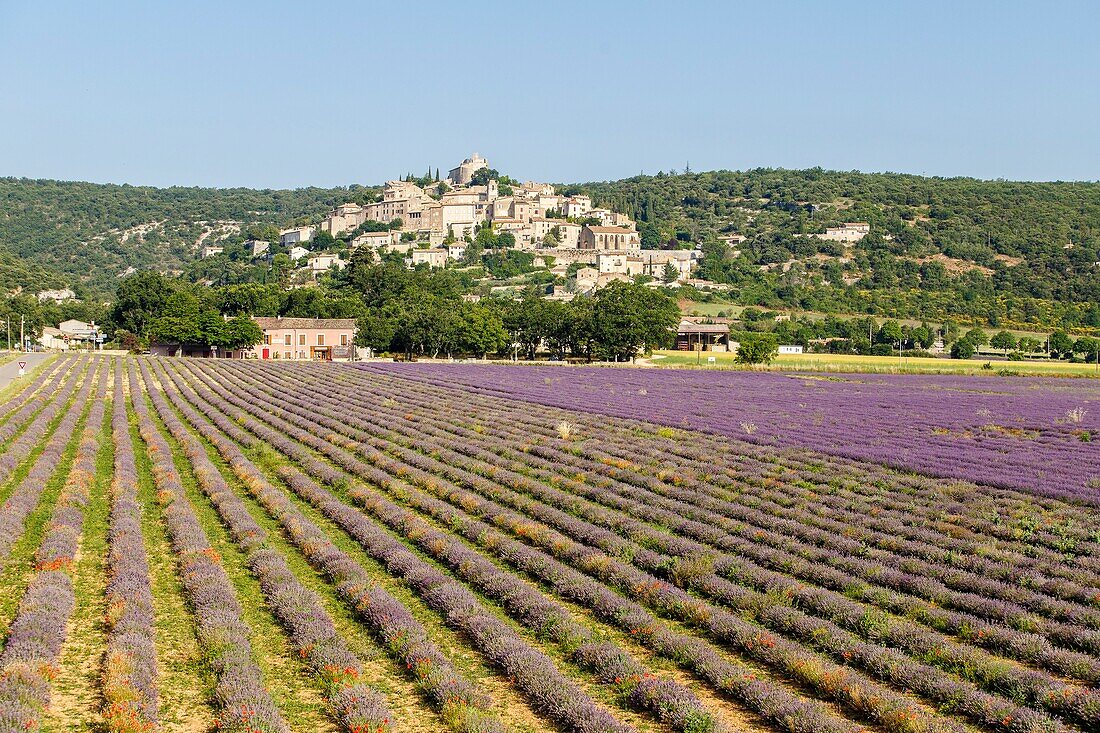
[1,355,1100,733]
[373,363,1100,505]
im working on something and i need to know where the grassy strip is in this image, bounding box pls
[649,349,1100,377]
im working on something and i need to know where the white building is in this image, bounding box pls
[59,319,101,344]
[411,248,448,269]
[351,230,399,250]
[201,245,224,258]
[39,327,68,350]
[778,345,804,354]
[579,226,640,251]
[245,239,270,257]
[288,245,310,261]
[575,266,598,292]
[563,195,593,218]
[639,249,701,281]
[306,254,346,275]
[819,222,869,243]
[279,226,316,246]
[531,219,581,249]
[586,208,634,228]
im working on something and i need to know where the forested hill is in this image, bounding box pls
[569,169,1100,325]
[1,170,1099,328]
[0,177,376,295]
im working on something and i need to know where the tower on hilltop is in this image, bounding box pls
[448,153,489,186]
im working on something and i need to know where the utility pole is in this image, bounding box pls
[5,318,9,352]
[19,316,24,353]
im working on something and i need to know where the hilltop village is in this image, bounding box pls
[220,154,716,297]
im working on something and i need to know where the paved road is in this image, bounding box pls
[0,352,51,394]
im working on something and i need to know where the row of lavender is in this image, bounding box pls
[182,358,1100,733]
[0,358,105,732]
[103,365,159,733]
[0,357,92,567]
[370,363,1100,503]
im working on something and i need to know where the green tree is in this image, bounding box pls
[1075,336,1100,363]
[950,339,976,359]
[1017,336,1041,354]
[876,320,903,346]
[736,333,779,364]
[354,308,399,354]
[457,303,508,358]
[1050,330,1075,358]
[589,281,679,361]
[312,230,337,249]
[661,263,680,284]
[217,282,280,316]
[990,330,1017,356]
[111,271,177,337]
[214,315,263,350]
[245,223,280,243]
[148,316,200,347]
[963,328,989,347]
[910,324,935,349]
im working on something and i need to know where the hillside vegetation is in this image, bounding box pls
[1,170,1099,328]
[573,169,1100,328]
[0,177,377,294]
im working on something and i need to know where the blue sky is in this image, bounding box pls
[1,0,1096,187]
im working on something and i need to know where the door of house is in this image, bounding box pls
[262,348,270,359]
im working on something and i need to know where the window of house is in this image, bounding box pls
[263,334,271,345]
[317,334,325,346]
[340,334,348,346]
[284,334,291,345]
[299,334,306,345]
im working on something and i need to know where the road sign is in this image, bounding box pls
[17,361,25,377]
